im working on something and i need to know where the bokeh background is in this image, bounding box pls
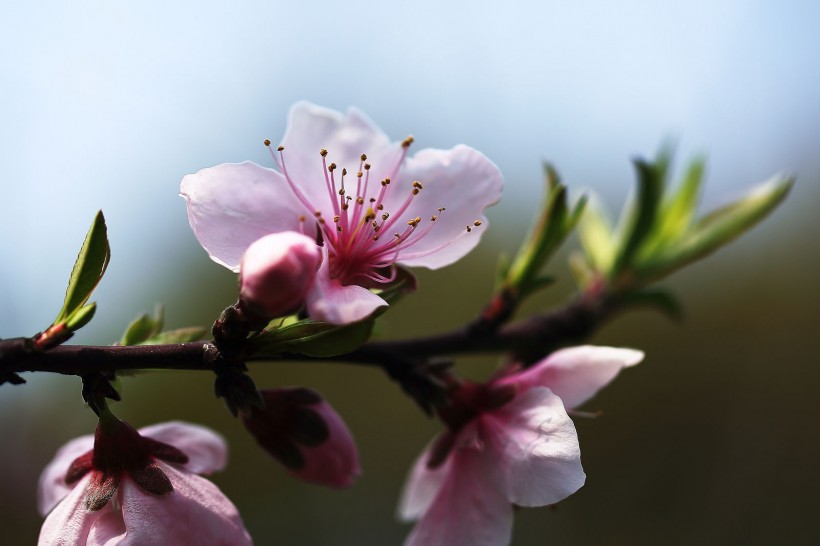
[2,1,818,544]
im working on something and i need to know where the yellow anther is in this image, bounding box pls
[431,215,438,221]
[382,213,389,220]
[373,235,379,241]
[473,220,482,227]
[377,204,384,210]
[298,215,306,222]
[320,149,328,157]
[361,153,367,161]
[412,189,419,195]
[364,163,371,170]
[408,216,422,227]
[357,196,364,204]
[314,210,322,217]
[413,181,423,189]
[277,145,284,152]
[333,215,340,223]
[402,136,414,148]
[263,139,271,147]
[339,188,346,195]
[357,171,363,178]
[329,163,337,172]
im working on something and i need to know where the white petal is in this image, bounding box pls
[396,438,453,522]
[279,102,400,208]
[138,421,228,475]
[37,433,95,516]
[38,474,99,546]
[503,345,645,409]
[403,440,512,546]
[180,161,303,271]
[395,145,504,269]
[489,387,586,507]
[114,465,252,546]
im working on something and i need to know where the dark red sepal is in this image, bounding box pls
[130,462,173,496]
[65,451,94,485]
[85,471,119,511]
[143,437,189,465]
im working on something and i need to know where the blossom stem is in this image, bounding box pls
[0,292,617,378]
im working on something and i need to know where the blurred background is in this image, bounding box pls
[1,1,818,544]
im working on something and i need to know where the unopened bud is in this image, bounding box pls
[239,232,322,318]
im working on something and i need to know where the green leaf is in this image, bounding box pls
[249,318,375,358]
[54,211,110,325]
[64,303,97,331]
[120,306,164,346]
[141,327,210,345]
[504,164,585,294]
[638,176,793,281]
[641,157,706,256]
[577,197,616,273]
[612,159,664,275]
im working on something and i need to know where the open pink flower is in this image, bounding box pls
[397,345,643,546]
[241,388,360,488]
[181,102,504,324]
[38,420,251,546]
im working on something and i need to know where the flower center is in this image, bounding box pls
[267,138,478,286]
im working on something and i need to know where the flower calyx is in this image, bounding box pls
[65,413,189,511]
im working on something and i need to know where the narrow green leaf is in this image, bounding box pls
[249,318,375,358]
[65,303,97,331]
[120,306,164,346]
[642,157,706,256]
[55,211,110,325]
[612,159,664,275]
[577,197,616,273]
[639,176,793,281]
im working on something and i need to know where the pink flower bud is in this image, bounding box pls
[242,388,361,488]
[239,231,322,318]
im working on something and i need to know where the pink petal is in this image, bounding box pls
[111,464,252,546]
[305,252,387,324]
[501,345,645,409]
[403,436,512,546]
[38,433,95,516]
[278,102,401,207]
[138,421,228,475]
[394,145,504,269]
[180,161,303,271]
[489,387,585,507]
[291,398,361,488]
[38,474,99,546]
[396,438,453,522]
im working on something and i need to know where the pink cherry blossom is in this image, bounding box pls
[397,345,644,546]
[181,102,504,324]
[38,420,251,546]
[242,388,360,488]
[239,231,323,318]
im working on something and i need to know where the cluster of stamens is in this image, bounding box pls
[266,138,481,286]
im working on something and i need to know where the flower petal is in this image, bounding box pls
[305,252,387,324]
[394,145,504,269]
[138,421,228,475]
[38,474,99,545]
[113,464,252,546]
[403,438,512,546]
[489,387,585,507]
[396,437,453,522]
[279,103,401,206]
[180,161,303,271]
[38,433,95,516]
[502,345,645,409]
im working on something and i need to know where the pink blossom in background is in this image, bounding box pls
[242,388,360,488]
[38,421,251,546]
[398,345,643,546]
[239,231,323,319]
[181,102,504,324]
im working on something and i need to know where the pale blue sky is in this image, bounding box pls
[1,0,818,336]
